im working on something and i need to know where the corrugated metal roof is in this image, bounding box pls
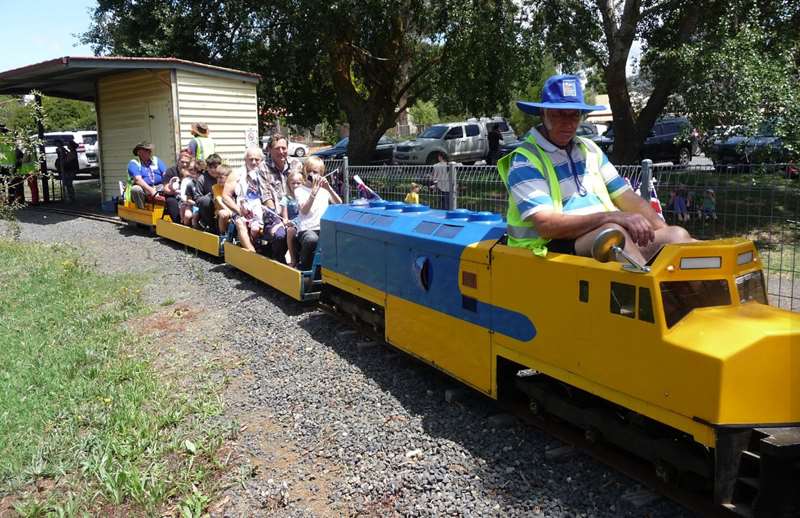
[0,56,260,102]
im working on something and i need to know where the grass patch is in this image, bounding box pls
[0,240,233,515]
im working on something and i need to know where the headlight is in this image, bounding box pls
[736,270,767,304]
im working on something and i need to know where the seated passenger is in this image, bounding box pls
[213,164,233,236]
[281,170,304,268]
[294,157,342,270]
[127,141,167,209]
[162,150,193,222]
[179,160,200,226]
[499,75,693,264]
[221,146,269,252]
[195,154,223,231]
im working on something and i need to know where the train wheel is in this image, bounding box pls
[654,459,677,484]
[528,399,541,416]
[584,427,601,445]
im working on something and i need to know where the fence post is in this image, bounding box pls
[342,156,350,204]
[640,159,652,201]
[448,162,457,209]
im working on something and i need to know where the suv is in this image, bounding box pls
[597,117,697,165]
[394,122,487,165]
[40,131,99,176]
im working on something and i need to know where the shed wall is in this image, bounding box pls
[175,70,258,164]
[97,70,175,200]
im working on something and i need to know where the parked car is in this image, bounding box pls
[312,135,397,164]
[596,117,697,165]
[394,122,487,165]
[709,123,792,165]
[261,136,309,157]
[39,131,98,176]
[472,117,517,146]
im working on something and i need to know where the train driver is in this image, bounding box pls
[498,74,693,264]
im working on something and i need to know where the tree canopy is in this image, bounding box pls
[82,0,540,163]
[534,0,800,163]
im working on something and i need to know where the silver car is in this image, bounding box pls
[394,122,487,165]
[40,131,98,176]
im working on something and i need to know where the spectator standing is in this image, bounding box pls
[430,152,451,210]
[61,140,80,203]
[487,124,502,165]
[187,122,215,160]
[127,142,167,209]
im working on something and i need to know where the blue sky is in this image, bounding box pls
[0,0,97,72]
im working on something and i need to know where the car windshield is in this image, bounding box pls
[419,126,448,139]
[82,135,98,145]
[335,137,349,148]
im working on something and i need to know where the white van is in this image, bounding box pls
[39,131,99,176]
[394,121,488,165]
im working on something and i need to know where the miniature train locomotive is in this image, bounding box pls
[118,195,799,517]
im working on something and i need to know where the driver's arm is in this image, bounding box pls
[613,190,667,230]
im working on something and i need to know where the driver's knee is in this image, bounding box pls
[661,225,693,244]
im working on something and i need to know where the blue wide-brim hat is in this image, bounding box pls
[517,74,606,115]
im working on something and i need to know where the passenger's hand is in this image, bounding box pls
[319,177,330,190]
[613,212,655,246]
[311,175,321,195]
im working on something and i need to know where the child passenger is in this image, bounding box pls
[213,164,232,235]
[281,170,303,267]
[294,157,342,270]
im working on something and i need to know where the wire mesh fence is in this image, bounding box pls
[343,160,800,310]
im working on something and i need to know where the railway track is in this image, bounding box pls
[24,205,127,226]
[320,302,736,517]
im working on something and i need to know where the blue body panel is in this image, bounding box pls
[321,202,535,341]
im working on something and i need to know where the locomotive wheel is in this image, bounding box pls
[584,427,601,445]
[654,459,677,484]
[528,399,541,416]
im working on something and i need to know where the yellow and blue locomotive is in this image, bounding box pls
[117,194,799,517]
[319,200,799,517]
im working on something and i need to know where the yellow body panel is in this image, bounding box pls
[321,267,386,307]
[118,204,165,227]
[484,239,799,446]
[223,242,304,301]
[385,295,492,394]
[156,219,221,257]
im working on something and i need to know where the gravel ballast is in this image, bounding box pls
[11,207,690,517]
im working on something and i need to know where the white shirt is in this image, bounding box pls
[294,185,331,232]
[431,162,450,192]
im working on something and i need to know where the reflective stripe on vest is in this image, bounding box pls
[193,137,215,160]
[497,135,616,256]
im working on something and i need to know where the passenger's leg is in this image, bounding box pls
[235,218,255,252]
[298,230,319,270]
[164,196,180,222]
[286,226,297,267]
[63,174,76,202]
[270,226,288,263]
[197,194,214,230]
[217,209,231,235]
[130,185,146,209]
[574,223,646,264]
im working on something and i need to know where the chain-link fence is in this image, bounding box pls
[342,160,800,310]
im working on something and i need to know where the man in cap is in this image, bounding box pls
[498,74,691,263]
[187,122,215,161]
[128,141,167,209]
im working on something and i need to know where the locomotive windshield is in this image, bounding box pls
[660,280,731,328]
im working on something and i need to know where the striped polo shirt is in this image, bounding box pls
[507,127,629,221]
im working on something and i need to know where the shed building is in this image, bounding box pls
[0,56,260,201]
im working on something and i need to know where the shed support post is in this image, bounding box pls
[35,94,49,202]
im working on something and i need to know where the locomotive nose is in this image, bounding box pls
[670,302,799,426]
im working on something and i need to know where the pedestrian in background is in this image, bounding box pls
[187,122,215,160]
[487,124,502,165]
